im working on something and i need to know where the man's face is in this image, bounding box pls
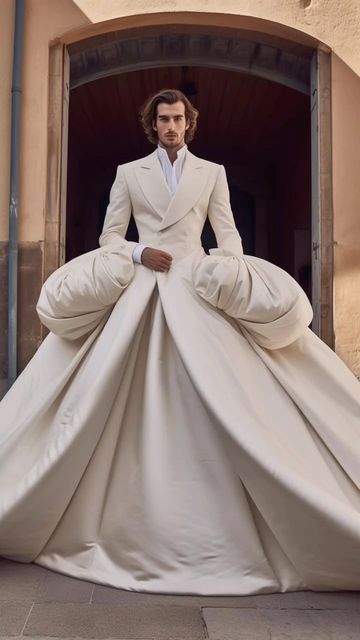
[153,101,189,150]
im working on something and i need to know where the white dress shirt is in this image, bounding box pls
[132,144,188,263]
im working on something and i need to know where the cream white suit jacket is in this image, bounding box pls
[98,148,244,260]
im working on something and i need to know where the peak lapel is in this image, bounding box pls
[158,152,208,231]
[134,151,172,219]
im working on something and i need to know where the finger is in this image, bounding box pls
[159,251,173,260]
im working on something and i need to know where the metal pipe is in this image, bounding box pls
[7,0,25,389]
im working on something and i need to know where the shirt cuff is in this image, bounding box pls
[132,244,146,264]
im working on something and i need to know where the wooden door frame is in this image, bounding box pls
[44,43,69,283]
[310,47,334,347]
[45,36,334,345]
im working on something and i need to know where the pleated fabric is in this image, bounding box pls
[1,245,360,594]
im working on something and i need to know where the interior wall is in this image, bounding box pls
[269,119,312,298]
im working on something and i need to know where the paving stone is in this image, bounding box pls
[301,591,360,610]
[309,610,360,639]
[23,603,206,638]
[0,559,45,601]
[35,569,94,603]
[0,602,32,636]
[203,607,360,639]
[253,590,360,610]
[203,608,270,640]
[252,591,311,610]
[258,610,333,639]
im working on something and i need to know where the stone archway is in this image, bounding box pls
[69,27,310,94]
[45,21,332,344]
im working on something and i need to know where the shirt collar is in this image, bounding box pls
[157,144,188,165]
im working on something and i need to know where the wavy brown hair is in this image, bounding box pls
[140,88,199,144]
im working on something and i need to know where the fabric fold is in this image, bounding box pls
[1,146,360,595]
[37,246,135,340]
[192,252,313,349]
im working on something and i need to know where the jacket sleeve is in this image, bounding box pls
[195,164,313,349]
[207,164,244,258]
[99,165,138,256]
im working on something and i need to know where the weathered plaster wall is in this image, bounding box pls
[0,0,88,392]
[0,1,15,394]
[332,53,360,374]
[15,0,87,243]
[0,1,15,242]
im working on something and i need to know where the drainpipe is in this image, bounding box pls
[7,0,25,389]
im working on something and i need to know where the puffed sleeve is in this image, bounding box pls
[36,245,134,340]
[99,165,138,256]
[196,167,312,349]
[193,252,313,350]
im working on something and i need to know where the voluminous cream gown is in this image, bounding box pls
[1,155,360,595]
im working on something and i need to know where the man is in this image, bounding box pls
[99,87,245,268]
[133,90,191,273]
[1,89,360,597]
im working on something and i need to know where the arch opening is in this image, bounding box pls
[66,45,312,298]
[45,23,331,339]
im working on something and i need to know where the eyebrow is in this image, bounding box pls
[158,114,184,118]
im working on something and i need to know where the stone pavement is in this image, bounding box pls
[0,558,360,639]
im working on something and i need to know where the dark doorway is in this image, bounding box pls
[66,65,311,298]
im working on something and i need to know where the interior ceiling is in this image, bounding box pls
[68,65,310,174]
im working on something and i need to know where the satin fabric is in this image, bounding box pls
[0,149,360,595]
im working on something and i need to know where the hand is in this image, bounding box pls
[141,247,173,272]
